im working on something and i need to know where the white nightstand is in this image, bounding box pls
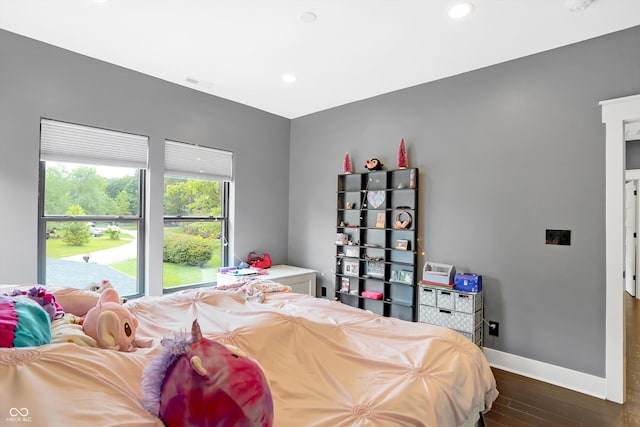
[217,264,317,296]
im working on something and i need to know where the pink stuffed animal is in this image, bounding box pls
[82,288,138,351]
[142,319,274,426]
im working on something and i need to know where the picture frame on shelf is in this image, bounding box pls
[375,213,385,228]
[345,246,359,258]
[367,261,385,278]
[343,260,359,277]
[390,270,399,281]
[340,277,350,293]
[398,270,414,284]
[395,239,409,250]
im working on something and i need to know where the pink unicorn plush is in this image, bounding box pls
[142,319,273,427]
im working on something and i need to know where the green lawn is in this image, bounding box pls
[46,235,133,257]
[161,262,219,288]
[109,255,220,288]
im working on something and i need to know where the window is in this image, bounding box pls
[162,140,232,290]
[38,119,148,297]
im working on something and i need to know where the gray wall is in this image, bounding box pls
[0,29,291,285]
[289,25,640,377]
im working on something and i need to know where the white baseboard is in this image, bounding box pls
[483,347,607,399]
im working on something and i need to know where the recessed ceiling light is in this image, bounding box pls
[282,74,296,83]
[448,2,474,19]
[301,11,317,23]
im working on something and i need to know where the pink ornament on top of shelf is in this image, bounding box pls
[343,152,353,174]
[397,138,408,169]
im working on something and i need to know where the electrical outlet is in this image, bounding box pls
[488,321,499,337]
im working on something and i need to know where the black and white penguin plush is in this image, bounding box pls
[365,158,384,171]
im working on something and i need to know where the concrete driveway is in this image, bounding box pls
[49,230,139,295]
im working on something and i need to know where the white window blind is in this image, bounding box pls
[165,140,233,181]
[40,119,148,169]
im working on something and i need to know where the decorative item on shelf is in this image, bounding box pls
[343,260,359,276]
[395,239,409,250]
[397,138,408,169]
[340,277,350,293]
[364,158,384,171]
[344,246,359,257]
[362,290,383,300]
[375,213,385,228]
[367,190,386,209]
[343,152,353,174]
[393,211,412,229]
[346,202,352,209]
[397,270,414,284]
[339,221,346,227]
[410,169,416,189]
[367,261,385,278]
[336,233,348,245]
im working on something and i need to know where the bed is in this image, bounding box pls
[0,284,498,427]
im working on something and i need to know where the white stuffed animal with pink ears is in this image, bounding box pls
[82,288,138,351]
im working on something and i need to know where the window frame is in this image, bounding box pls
[161,179,229,292]
[37,162,147,298]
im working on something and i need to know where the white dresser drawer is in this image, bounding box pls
[436,289,455,310]
[418,286,437,306]
[418,305,482,333]
[454,292,482,314]
[418,305,453,327]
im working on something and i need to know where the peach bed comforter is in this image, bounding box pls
[0,287,498,427]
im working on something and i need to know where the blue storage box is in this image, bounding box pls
[454,273,483,293]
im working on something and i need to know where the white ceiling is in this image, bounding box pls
[1,0,639,119]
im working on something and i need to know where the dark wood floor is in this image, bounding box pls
[484,293,640,427]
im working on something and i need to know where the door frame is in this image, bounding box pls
[602,93,640,404]
[624,177,638,296]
